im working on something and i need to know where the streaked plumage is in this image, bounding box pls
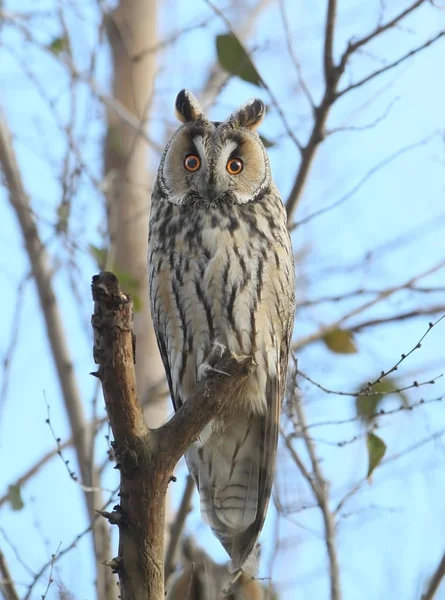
[148,90,295,572]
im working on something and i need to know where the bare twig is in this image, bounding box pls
[298,368,441,398]
[291,132,438,229]
[41,544,61,600]
[324,0,338,84]
[0,273,30,412]
[366,315,445,389]
[422,549,445,599]
[285,1,342,219]
[285,0,436,219]
[348,306,445,332]
[292,264,445,350]
[337,0,426,70]
[164,475,195,584]
[338,32,445,97]
[277,0,315,110]
[284,365,341,600]
[24,490,118,600]
[305,395,445,430]
[91,272,256,600]
[0,105,114,600]
[335,428,445,515]
[0,550,19,600]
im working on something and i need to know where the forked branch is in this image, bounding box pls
[91,272,256,600]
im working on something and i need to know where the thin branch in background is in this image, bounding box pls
[296,283,445,308]
[0,529,36,579]
[277,0,315,111]
[297,368,441,398]
[0,104,115,599]
[0,377,169,511]
[131,15,216,61]
[285,0,435,219]
[292,262,445,350]
[304,395,445,430]
[338,0,426,68]
[349,306,445,332]
[40,544,61,600]
[325,95,400,136]
[337,32,445,97]
[323,0,338,84]
[422,548,445,600]
[283,363,341,600]
[164,475,195,584]
[24,489,118,600]
[366,315,445,389]
[0,549,20,600]
[0,273,30,412]
[44,398,78,482]
[44,398,114,493]
[291,132,439,229]
[335,427,445,515]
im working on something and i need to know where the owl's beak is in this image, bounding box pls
[204,182,220,202]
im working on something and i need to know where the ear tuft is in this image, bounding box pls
[175,89,204,123]
[228,98,266,131]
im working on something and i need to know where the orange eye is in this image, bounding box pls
[227,158,243,175]
[184,154,201,172]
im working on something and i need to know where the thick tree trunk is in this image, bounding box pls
[104,0,166,425]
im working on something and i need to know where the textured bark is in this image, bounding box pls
[91,272,255,600]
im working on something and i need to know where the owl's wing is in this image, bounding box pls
[153,325,186,413]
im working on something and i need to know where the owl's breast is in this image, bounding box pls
[149,199,294,410]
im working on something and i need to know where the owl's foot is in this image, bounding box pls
[198,342,229,380]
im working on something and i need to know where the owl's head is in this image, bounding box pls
[157,89,271,206]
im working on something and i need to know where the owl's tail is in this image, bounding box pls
[186,412,271,573]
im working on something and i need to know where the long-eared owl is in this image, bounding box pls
[148,90,295,573]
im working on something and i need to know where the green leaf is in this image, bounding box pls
[216,33,262,87]
[56,201,70,234]
[366,432,386,480]
[89,245,108,270]
[323,329,357,354]
[7,484,24,511]
[113,269,142,312]
[48,35,69,55]
[356,378,409,423]
[259,134,276,148]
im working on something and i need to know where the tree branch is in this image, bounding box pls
[292,262,445,350]
[324,0,337,84]
[285,0,436,220]
[422,549,445,599]
[286,1,342,219]
[337,0,427,71]
[0,550,19,600]
[284,371,341,600]
[0,105,115,600]
[337,31,445,97]
[164,475,195,585]
[91,272,256,600]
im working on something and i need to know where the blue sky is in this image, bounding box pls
[1,1,445,598]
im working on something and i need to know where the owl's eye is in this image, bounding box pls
[227,158,243,175]
[184,154,201,172]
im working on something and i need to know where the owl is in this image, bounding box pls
[148,90,295,573]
